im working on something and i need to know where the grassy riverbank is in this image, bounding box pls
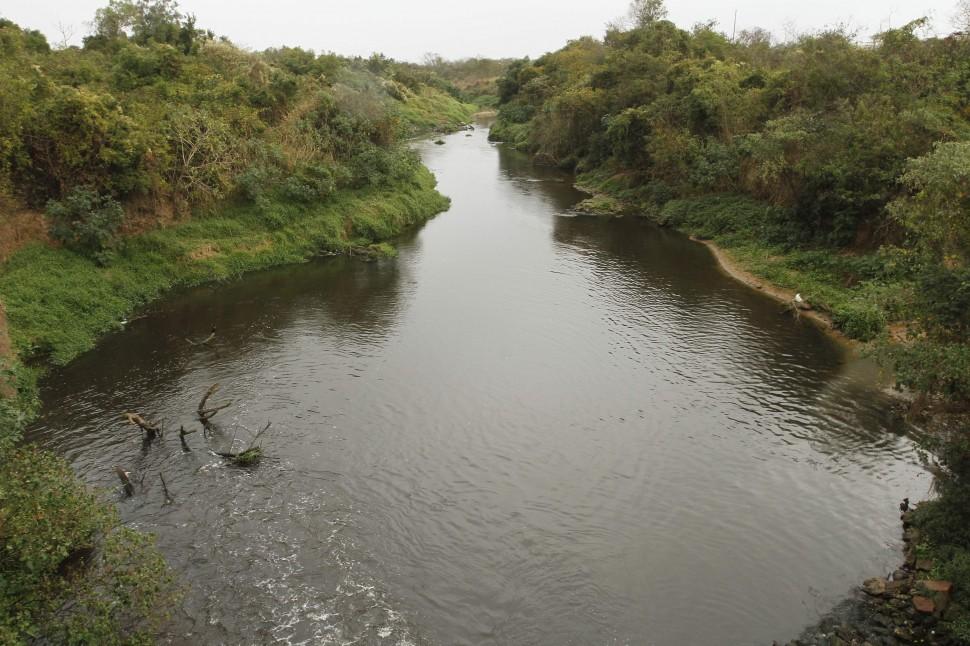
[0,168,448,369]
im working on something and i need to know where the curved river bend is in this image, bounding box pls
[29,125,930,645]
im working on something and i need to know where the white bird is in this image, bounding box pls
[794,293,804,304]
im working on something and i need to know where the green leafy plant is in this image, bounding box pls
[46,187,125,264]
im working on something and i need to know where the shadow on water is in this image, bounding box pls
[27,125,930,646]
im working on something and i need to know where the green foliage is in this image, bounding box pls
[46,187,125,264]
[231,447,262,466]
[890,141,970,262]
[913,265,970,341]
[880,341,970,401]
[0,447,178,644]
[0,8,469,214]
[911,433,970,639]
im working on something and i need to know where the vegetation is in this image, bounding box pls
[914,434,970,640]
[417,54,512,107]
[0,447,178,644]
[492,2,970,638]
[0,2,475,643]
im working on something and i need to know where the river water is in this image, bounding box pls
[28,125,931,645]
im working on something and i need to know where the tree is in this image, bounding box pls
[629,0,668,28]
[957,0,970,32]
[88,0,205,53]
[890,141,970,262]
[46,187,125,264]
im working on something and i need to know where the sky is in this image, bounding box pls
[2,0,964,61]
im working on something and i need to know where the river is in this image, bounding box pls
[28,124,931,645]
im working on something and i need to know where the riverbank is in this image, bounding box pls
[0,166,448,398]
[571,172,900,344]
[785,505,964,646]
[690,237,849,344]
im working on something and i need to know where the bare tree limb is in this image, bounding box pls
[125,412,161,439]
[159,473,174,505]
[115,466,135,497]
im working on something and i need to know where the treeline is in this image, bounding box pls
[0,0,472,262]
[419,54,515,107]
[492,2,970,640]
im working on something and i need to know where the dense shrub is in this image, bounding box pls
[914,265,970,341]
[0,447,178,644]
[47,187,125,264]
[830,301,886,341]
[882,341,970,401]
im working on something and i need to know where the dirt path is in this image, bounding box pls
[692,237,855,347]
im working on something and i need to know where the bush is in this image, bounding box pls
[881,340,970,401]
[46,187,125,264]
[914,264,970,342]
[0,447,178,644]
[912,433,970,640]
[831,300,886,341]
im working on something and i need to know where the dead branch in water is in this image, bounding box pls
[179,425,195,451]
[115,466,135,497]
[186,326,217,346]
[215,421,271,466]
[159,473,174,505]
[125,412,161,439]
[197,383,232,434]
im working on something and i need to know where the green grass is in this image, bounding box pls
[0,165,449,367]
[487,119,532,150]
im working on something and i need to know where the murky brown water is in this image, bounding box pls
[29,125,931,645]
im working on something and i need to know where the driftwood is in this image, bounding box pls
[115,466,135,497]
[159,473,174,505]
[186,326,217,346]
[125,412,161,439]
[197,383,231,434]
[179,425,195,451]
[215,421,271,466]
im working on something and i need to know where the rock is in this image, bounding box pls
[886,578,911,594]
[918,580,953,613]
[863,577,889,596]
[919,580,953,594]
[912,595,936,614]
[894,625,915,642]
[872,613,894,629]
[892,569,909,582]
[904,549,917,569]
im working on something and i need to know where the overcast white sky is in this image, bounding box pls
[2,0,963,61]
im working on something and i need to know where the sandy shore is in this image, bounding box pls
[691,236,856,347]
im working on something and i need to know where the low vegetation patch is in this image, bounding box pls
[0,447,179,644]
